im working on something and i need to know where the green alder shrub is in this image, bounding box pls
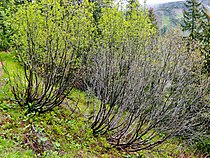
[0,0,28,51]
[85,4,210,151]
[7,0,96,114]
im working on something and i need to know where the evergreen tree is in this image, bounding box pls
[182,0,204,40]
[182,0,210,73]
[200,3,210,72]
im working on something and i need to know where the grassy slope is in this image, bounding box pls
[0,52,205,158]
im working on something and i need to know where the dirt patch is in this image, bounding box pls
[0,62,5,77]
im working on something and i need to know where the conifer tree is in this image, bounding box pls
[200,3,210,72]
[182,0,210,73]
[182,0,204,40]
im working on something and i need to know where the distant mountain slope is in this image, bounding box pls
[151,0,208,33]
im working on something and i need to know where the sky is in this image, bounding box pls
[139,0,185,5]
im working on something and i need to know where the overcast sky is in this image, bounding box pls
[139,0,185,4]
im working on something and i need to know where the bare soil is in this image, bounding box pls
[0,62,4,77]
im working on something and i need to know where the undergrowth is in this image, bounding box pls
[0,97,189,158]
[0,52,208,158]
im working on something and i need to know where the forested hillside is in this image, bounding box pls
[152,0,208,32]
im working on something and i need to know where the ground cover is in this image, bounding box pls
[0,52,208,158]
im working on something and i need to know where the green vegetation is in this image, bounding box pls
[0,92,118,157]
[0,0,12,51]
[153,1,186,32]
[0,56,208,157]
[182,0,210,72]
[182,0,204,39]
[153,0,208,33]
[0,0,209,157]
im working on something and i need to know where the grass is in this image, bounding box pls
[0,136,34,158]
[0,96,121,157]
[0,96,189,158]
[0,52,122,157]
[0,52,208,158]
[0,51,16,101]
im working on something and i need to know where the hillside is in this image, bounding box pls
[0,1,209,157]
[0,52,205,158]
[151,0,208,33]
[0,52,209,158]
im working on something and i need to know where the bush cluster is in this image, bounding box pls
[1,0,209,153]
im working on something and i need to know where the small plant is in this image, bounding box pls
[195,137,210,156]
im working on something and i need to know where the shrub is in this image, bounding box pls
[6,0,95,114]
[0,0,13,51]
[86,24,210,151]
